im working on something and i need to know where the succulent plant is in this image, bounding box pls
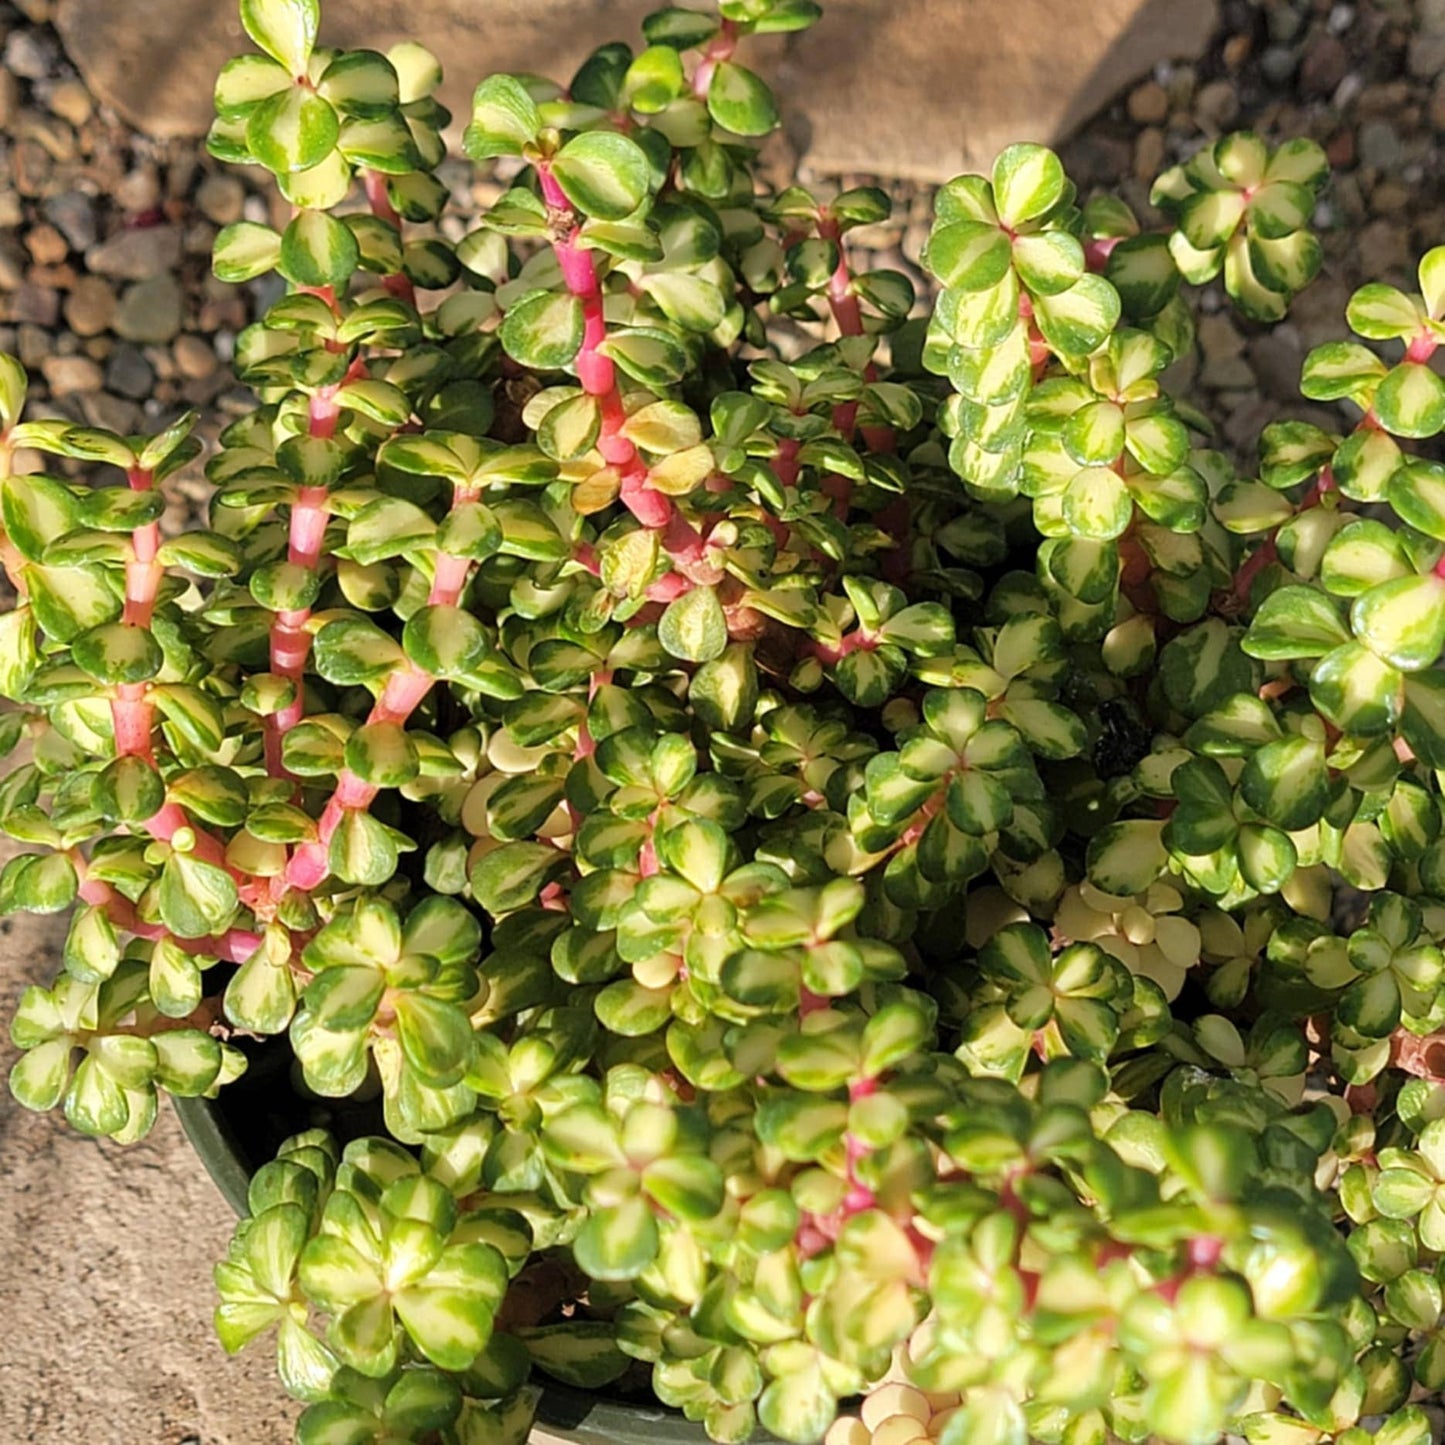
[6,1,1445,1444]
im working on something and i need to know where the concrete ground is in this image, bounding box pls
[0,899,300,1445]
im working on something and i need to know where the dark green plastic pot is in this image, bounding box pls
[173,1092,724,1445]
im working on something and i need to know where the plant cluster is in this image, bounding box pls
[5,1,1445,1443]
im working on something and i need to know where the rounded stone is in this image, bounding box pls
[1126,79,1169,125]
[172,333,218,380]
[40,353,104,396]
[112,273,184,344]
[63,274,117,337]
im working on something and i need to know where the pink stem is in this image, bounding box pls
[264,388,340,776]
[281,528,476,893]
[362,169,418,307]
[808,629,877,666]
[690,19,737,99]
[429,551,473,606]
[111,468,236,875]
[79,877,261,964]
[1084,236,1120,272]
[537,163,707,558]
[1407,331,1439,365]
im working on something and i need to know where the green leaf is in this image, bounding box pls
[248,86,339,174]
[1012,230,1084,297]
[658,586,727,663]
[1239,735,1327,831]
[1087,819,1168,895]
[1300,341,1387,401]
[1243,586,1351,660]
[1347,283,1424,341]
[159,852,238,940]
[706,62,778,136]
[10,1035,73,1112]
[395,994,474,1087]
[240,0,318,76]
[73,622,163,685]
[1033,275,1122,358]
[470,842,569,915]
[1388,461,1445,542]
[499,290,585,371]
[991,143,1065,228]
[1352,574,1445,672]
[551,132,652,221]
[927,220,1012,293]
[521,1321,629,1388]
[213,221,282,282]
[280,210,360,289]
[572,1196,660,1281]
[464,75,541,159]
[1373,363,1445,440]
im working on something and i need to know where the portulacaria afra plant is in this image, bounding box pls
[5,1,1445,1443]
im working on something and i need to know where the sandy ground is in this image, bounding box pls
[0,895,301,1445]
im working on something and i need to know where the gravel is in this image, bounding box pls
[0,0,1439,495]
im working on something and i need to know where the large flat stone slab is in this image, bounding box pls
[55,0,1216,182]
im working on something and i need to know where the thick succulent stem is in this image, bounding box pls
[281,511,478,894]
[78,876,261,964]
[263,390,341,777]
[690,19,737,99]
[362,169,418,307]
[112,466,234,871]
[537,164,706,556]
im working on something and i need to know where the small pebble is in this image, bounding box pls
[172,334,219,380]
[114,166,163,215]
[17,324,54,368]
[114,274,185,345]
[86,226,183,281]
[1197,312,1245,361]
[1194,79,1239,129]
[45,79,94,128]
[1372,179,1411,216]
[1133,127,1166,184]
[7,284,60,328]
[1357,218,1410,278]
[64,275,118,338]
[1126,80,1169,125]
[44,192,100,253]
[80,392,141,434]
[0,70,18,130]
[3,30,57,81]
[1260,46,1298,85]
[40,354,103,398]
[0,238,27,292]
[25,224,69,268]
[1221,33,1252,69]
[1357,119,1403,172]
[196,173,246,227]
[1300,35,1348,96]
[105,343,155,400]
